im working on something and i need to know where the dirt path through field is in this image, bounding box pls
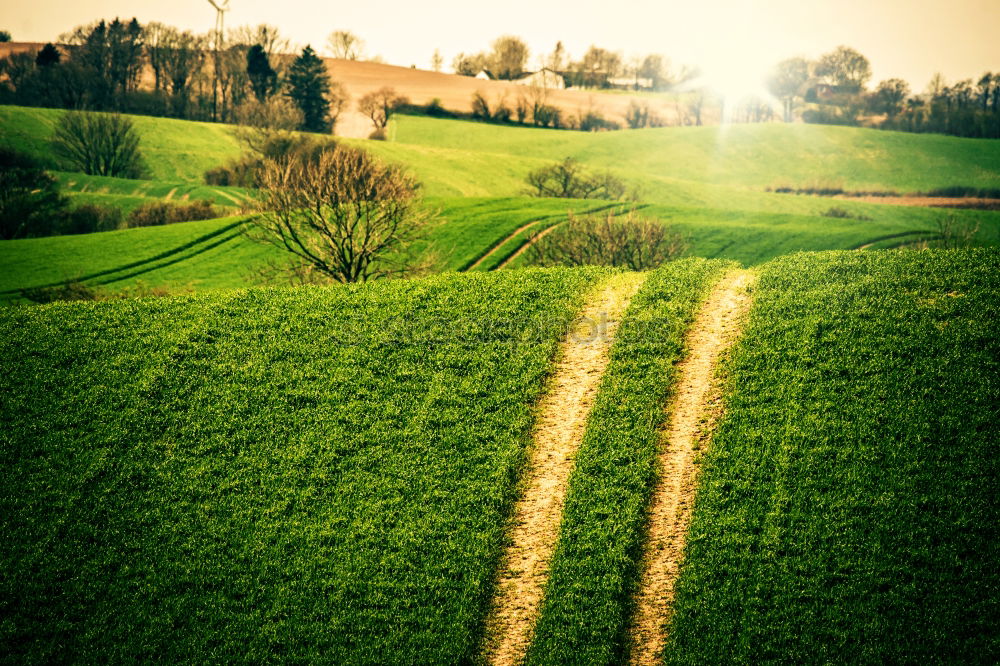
[482,271,648,666]
[465,220,543,271]
[213,189,245,206]
[495,224,563,270]
[628,269,755,665]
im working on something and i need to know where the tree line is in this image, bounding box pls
[767,45,1000,139]
[0,19,349,134]
[452,36,697,91]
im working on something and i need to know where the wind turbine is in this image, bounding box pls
[206,0,230,120]
[207,0,229,54]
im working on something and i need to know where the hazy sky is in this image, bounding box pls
[4,0,999,98]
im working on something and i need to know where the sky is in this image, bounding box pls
[4,0,999,100]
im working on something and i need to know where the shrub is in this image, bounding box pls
[471,91,491,120]
[51,111,147,178]
[0,146,67,239]
[59,204,124,234]
[578,109,619,131]
[525,209,688,269]
[922,186,1000,199]
[934,214,981,249]
[424,98,449,117]
[205,132,333,187]
[20,281,101,303]
[526,157,627,200]
[532,103,562,128]
[127,199,221,227]
[821,206,872,221]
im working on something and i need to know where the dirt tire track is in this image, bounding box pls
[465,219,544,271]
[482,271,648,666]
[628,269,755,665]
[496,223,563,270]
[213,189,245,206]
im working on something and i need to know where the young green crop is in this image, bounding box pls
[664,249,1000,663]
[0,268,606,662]
[527,258,734,664]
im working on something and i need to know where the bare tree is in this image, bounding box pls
[143,22,171,92]
[51,111,146,178]
[547,41,566,72]
[327,30,364,60]
[489,35,529,80]
[525,209,687,270]
[453,52,487,76]
[229,23,291,78]
[160,29,207,116]
[358,87,408,136]
[525,157,626,199]
[431,49,443,72]
[252,143,433,283]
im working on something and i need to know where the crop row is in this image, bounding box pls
[664,249,1000,663]
[528,257,734,663]
[0,268,605,662]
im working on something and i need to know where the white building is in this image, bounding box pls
[512,68,566,90]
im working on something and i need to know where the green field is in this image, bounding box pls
[6,194,981,303]
[2,250,995,662]
[0,268,607,662]
[3,103,999,300]
[529,258,733,664]
[664,249,999,663]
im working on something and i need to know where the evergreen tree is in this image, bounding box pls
[36,43,61,68]
[246,44,277,102]
[286,45,331,133]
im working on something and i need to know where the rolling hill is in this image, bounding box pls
[1,103,998,301]
[2,250,996,662]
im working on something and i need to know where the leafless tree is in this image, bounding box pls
[525,209,688,270]
[489,35,529,80]
[160,29,207,116]
[358,87,408,136]
[143,22,171,92]
[327,30,364,60]
[525,157,626,199]
[431,49,443,72]
[251,143,434,283]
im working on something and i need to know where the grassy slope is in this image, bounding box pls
[391,115,1000,193]
[53,172,252,211]
[0,268,607,663]
[527,258,734,665]
[4,194,994,301]
[2,104,997,298]
[0,106,242,181]
[665,249,1000,663]
[0,216,249,294]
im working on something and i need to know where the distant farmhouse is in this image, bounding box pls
[475,68,657,92]
[513,68,566,90]
[476,68,567,89]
